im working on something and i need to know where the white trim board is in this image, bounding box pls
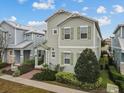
[58,46,97,48]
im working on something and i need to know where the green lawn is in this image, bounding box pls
[100,70,114,88]
[0,79,54,93]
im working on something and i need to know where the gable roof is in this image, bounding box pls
[113,24,124,34]
[1,21,29,31]
[45,9,71,22]
[57,13,102,39]
[0,27,8,32]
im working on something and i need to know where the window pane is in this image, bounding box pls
[65,34,70,39]
[65,59,70,64]
[52,52,55,57]
[81,33,87,39]
[64,28,70,39]
[54,30,57,34]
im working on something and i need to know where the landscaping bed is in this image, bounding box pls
[108,65,124,93]
[0,78,54,93]
[0,63,9,69]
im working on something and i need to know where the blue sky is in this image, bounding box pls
[0,0,124,38]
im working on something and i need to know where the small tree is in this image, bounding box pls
[74,48,100,83]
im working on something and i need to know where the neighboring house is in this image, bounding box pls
[111,24,124,74]
[36,9,102,72]
[104,38,111,46]
[0,27,8,62]
[0,21,46,65]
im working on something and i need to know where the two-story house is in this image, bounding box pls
[35,9,102,72]
[0,27,8,63]
[0,21,45,65]
[111,23,124,74]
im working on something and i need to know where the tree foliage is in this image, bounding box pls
[74,48,100,83]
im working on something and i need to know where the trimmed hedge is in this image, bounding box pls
[56,72,81,86]
[32,69,57,81]
[18,64,34,75]
[0,63,9,69]
[56,72,102,90]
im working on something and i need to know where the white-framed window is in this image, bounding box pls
[80,26,88,39]
[51,48,55,57]
[64,27,71,39]
[52,29,58,35]
[64,53,71,64]
[52,52,55,57]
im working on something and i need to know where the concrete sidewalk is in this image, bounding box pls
[0,75,88,93]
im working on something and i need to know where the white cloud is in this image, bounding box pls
[81,12,87,15]
[113,5,124,13]
[8,16,17,22]
[82,7,88,11]
[97,6,106,14]
[72,11,80,14]
[28,21,47,31]
[32,0,55,10]
[28,21,46,26]
[96,16,111,26]
[18,0,27,4]
[73,0,83,3]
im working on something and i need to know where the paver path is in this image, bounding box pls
[0,75,88,93]
[20,69,41,79]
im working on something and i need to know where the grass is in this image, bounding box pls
[100,70,114,87]
[0,79,54,93]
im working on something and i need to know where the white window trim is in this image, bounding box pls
[64,27,71,40]
[63,51,72,65]
[80,26,88,40]
[52,29,58,35]
[51,48,55,58]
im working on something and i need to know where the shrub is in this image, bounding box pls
[38,58,44,65]
[23,59,35,66]
[99,56,109,70]
[81,77,102,90]
[56,72,102,90]
[115,80,124,92]
[2,69,14,75]
[0,63,9,69]
[108,66,124,81]
[18,64,34,75]
[12,70,20,77]
[108,66,124,92]
[56,72,81,86]
[74,48,100,83]
[32,69,57,81]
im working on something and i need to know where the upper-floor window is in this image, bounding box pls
[52,29,57,35]
[64,28,71,39]
[80,26,88,39]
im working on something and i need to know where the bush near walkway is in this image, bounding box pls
[56,72,102,90]
[32,69,57,81]
[0,63,9,69]
[19,64,34,75]
[108,66,124,92]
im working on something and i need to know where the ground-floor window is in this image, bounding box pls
[64,53,71,64]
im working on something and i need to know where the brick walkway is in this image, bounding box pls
[0,75,88,93]
[20,70,41,79]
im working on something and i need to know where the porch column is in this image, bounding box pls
[45,50,49,64]
[35,49,38,67]
[20,50,24,64]
[30,49,33,60]
[12,49,15,64]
